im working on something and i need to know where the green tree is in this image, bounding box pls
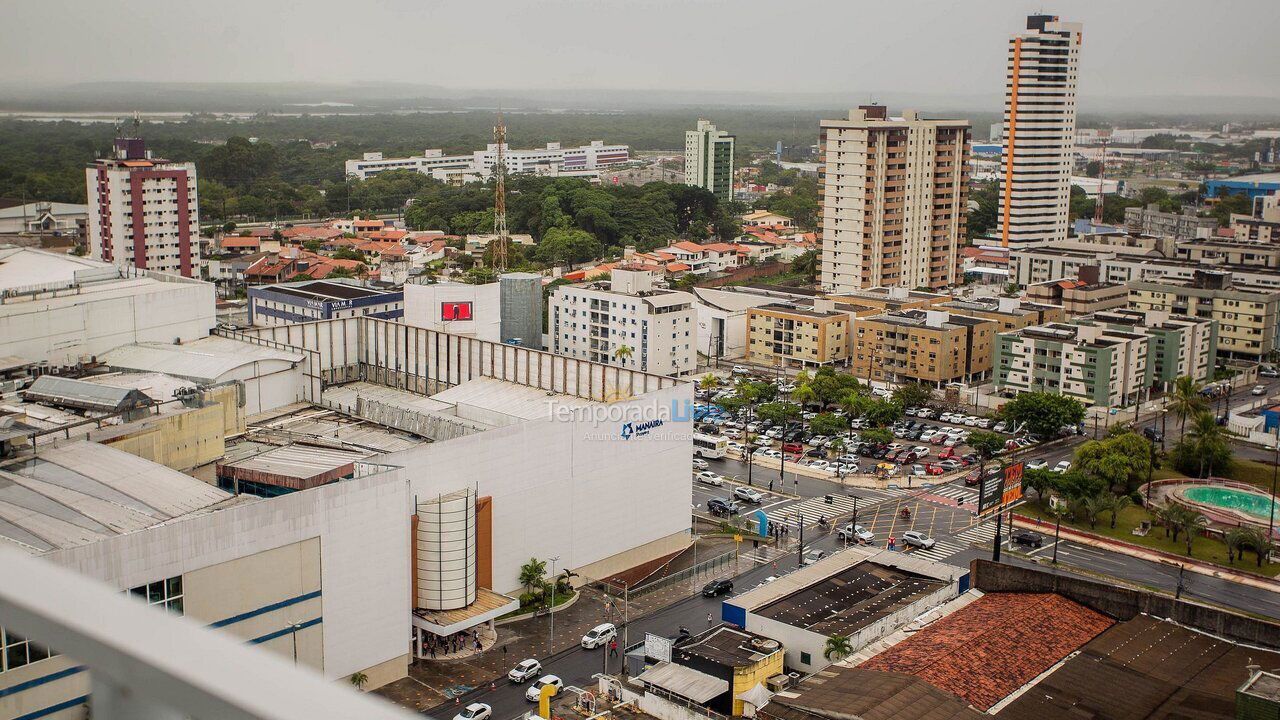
[1000,392,1085,440]
[810,413,848,438]
[535,227,602,266]
[1224,527,1249,565]
[614,345,634,362]
[1239,526,1273,567]
[860,428,893,446]
[1021,468,1058,509]
[890,382,933,409]
[790,250,819,282]
[518,557,547,594]
[823,634,853,661]
[699,374,720,391]
[1168,375,1208,433]
[1177,411,1233,478]
[966,180,998,241]
[1176,510,1208,556]
[464,267,499,284]
[326,266,363,279]
[792,383,820,408]
[333,247,368,262]
[1096,493,1132,529]
[862,399,903,428]
[757,401,803,426]
[967,430,1006,481]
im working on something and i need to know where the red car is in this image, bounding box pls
[963,470,981,486]
[925,464,946,476]
[939,447,957,460]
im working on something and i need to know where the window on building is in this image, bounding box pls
[800,651,812,665]
[129,575,184,615]
[0,628,52,674]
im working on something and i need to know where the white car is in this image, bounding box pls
[727,441,744,453]
[1026,459,1049,470]
[902,531,935,549]
[809,460,830,470]
[975,418,993,429]
[911,464,927,477]
[939,412,956,423]
[912,446,930,457]
[916,409,935,419]
[1053,460,1072,473]
[803,550,827,565]
[508,658,542,683]
[779,383,797,393]
[963,416,979,426]
[919,429,937,441]
[838,524,875,544]
[993,421,1008,433]
[723,428,742,439]
[734,486,765,503]
[525,675,564,702]
[696,471,724,486]
[732,365,750,375]
[455,703,493,720]
[581,623,617,649]
[692,458,709,471]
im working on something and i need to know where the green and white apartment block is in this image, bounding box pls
[995,309,1216,407]
[685,119,735,203]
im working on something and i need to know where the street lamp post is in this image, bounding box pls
[547,556,559,654]
[287,621,303,665]
[1052,511,1062,564]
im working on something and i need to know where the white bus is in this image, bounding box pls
[693,433,729,459]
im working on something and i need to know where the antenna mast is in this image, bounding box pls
[492,110,509,272]
[1093,131,1110,226]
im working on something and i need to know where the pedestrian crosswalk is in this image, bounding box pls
[906,537,967,562]
[763,493,868,529]
[925,484,979,504]
[956,521,998,545]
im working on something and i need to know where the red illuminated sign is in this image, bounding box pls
[441,301,473,321]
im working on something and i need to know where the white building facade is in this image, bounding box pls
[345,141,630,182]
[685,120,735,203]
[549,268,696,378]
[85,137,200,278]
[997,15,1082,248]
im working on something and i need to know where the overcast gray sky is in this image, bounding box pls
[3,0,1278,100]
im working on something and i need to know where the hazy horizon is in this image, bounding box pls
[3,0,1278,111]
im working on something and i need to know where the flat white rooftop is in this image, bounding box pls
[104,337,303,381]
[430,376,601,425]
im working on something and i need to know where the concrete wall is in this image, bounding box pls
[0,279,215,368]
[382,382,694,595]
[404,282,502,342]
[970,560,1280,648]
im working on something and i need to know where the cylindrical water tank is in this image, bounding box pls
[500,272,544,349]
[416,488,476,610]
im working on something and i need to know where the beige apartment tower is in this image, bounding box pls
[818,105,970,293]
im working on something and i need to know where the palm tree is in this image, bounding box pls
[518,557,547,595]
[793,370,812,387]
[1224,527,1250,564]
[1071,494,1107,530]
[699,373,720,391]
[1047,502,1069,564]
[1107,494,1132,529]
[823,634,853,662]
[614,345,633,364]
[1168,375,1208,433]
[1150,502,1175,539]
[792,383,819,409]
[827,437,845,460]
[1240,527,1274,567]
[1186,411,1231,478]
[1176,511,1208,556]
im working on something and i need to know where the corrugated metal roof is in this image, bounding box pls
[23,375,150,412]
[222,443,367,479]
[81,372,198,403]
[0,441,233,554]
[636,662,729,703]
[103,337,303,382]
[430,377,600,424]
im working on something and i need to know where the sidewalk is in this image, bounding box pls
[373,552,748,711]
[1011,513,1280,593]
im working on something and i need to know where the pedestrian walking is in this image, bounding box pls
[706,612,713,627]
[609,640,618,657]
[502,644,508,658]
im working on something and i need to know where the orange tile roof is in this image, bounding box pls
[667,262,691,272]
[654,252,677,261]
[1057,279,1086,289]
[671,241,706,253]
[860,593,1114,710]
[362,230,408,241]
[702,243,740,252]
[563,270,588,281]
[222,237,260,249]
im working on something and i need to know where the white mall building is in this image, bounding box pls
[345,141,630,182]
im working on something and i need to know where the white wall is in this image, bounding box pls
[383,382,693,594]
[404,282,502,342]
[45,468,412,683]
[216,361,305,416]
[0,282,215,367]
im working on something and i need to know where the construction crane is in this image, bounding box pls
[1093,131,1111,226]
[492,110,509,273]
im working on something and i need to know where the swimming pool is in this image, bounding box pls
[1182,486,1278,522]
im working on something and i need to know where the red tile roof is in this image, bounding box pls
[671,241,706,254]
[702,243,740,253]
[860,593,1114,710]
[222,237,260,249]
[667,262,691,272]
[362,230,408,241]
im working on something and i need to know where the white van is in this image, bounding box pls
[581,623,617,649]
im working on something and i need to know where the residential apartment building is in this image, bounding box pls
[1025,266,1128,317]
[1174,240,1280,269]
[1127,269,1280,360]
[85,136,200,277]
[818,106,970,291]
[1124,204,1219,240]
[344,141,630,182]
[549,267,696,377]
[685,120,735,203]
[248,280,403,326]
[938,296,1064,332]
[995,310,1214,407]
[825,285,949,313]
[1232,193,1280,244]
[852,310,996,387]
[745,303,850,368]
[997,15,1083,247]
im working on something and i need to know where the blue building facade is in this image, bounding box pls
[1204,173,1280,200]
[248,280,403,326]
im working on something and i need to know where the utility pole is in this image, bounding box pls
[492,110,509,273]
[547,556,559,653]
[796,513,804,565]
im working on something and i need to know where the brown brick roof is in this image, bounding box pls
[860,593,1114,710]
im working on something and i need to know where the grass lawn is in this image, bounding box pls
[1018,501,1280,578]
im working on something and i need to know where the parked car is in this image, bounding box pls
[1141,427,1163,443]
[692,458,709,471]
[938,447,957,460]
[902,531,935,549]
[696,471,724,486]
[733,486,765,504]
[1254,385,1268,396]
[732,365,750,375]
[939,459,962,471]
[911,464,927,477]
[702,579,734,597]
[581,623,617,649]
[993,421,1008,433]
[1262,367,1280,378]
[924,463,945,476]
[508,659,543,683]
[455,703,493,720]
[1026,458,1049,470]
[1012,531,1044,548]
[707,498,739,515]
[912,446,930,457]
[1053,460,1072,473]
[525,675,564,702]
[803,550,827,565]
[838,524,875,544]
